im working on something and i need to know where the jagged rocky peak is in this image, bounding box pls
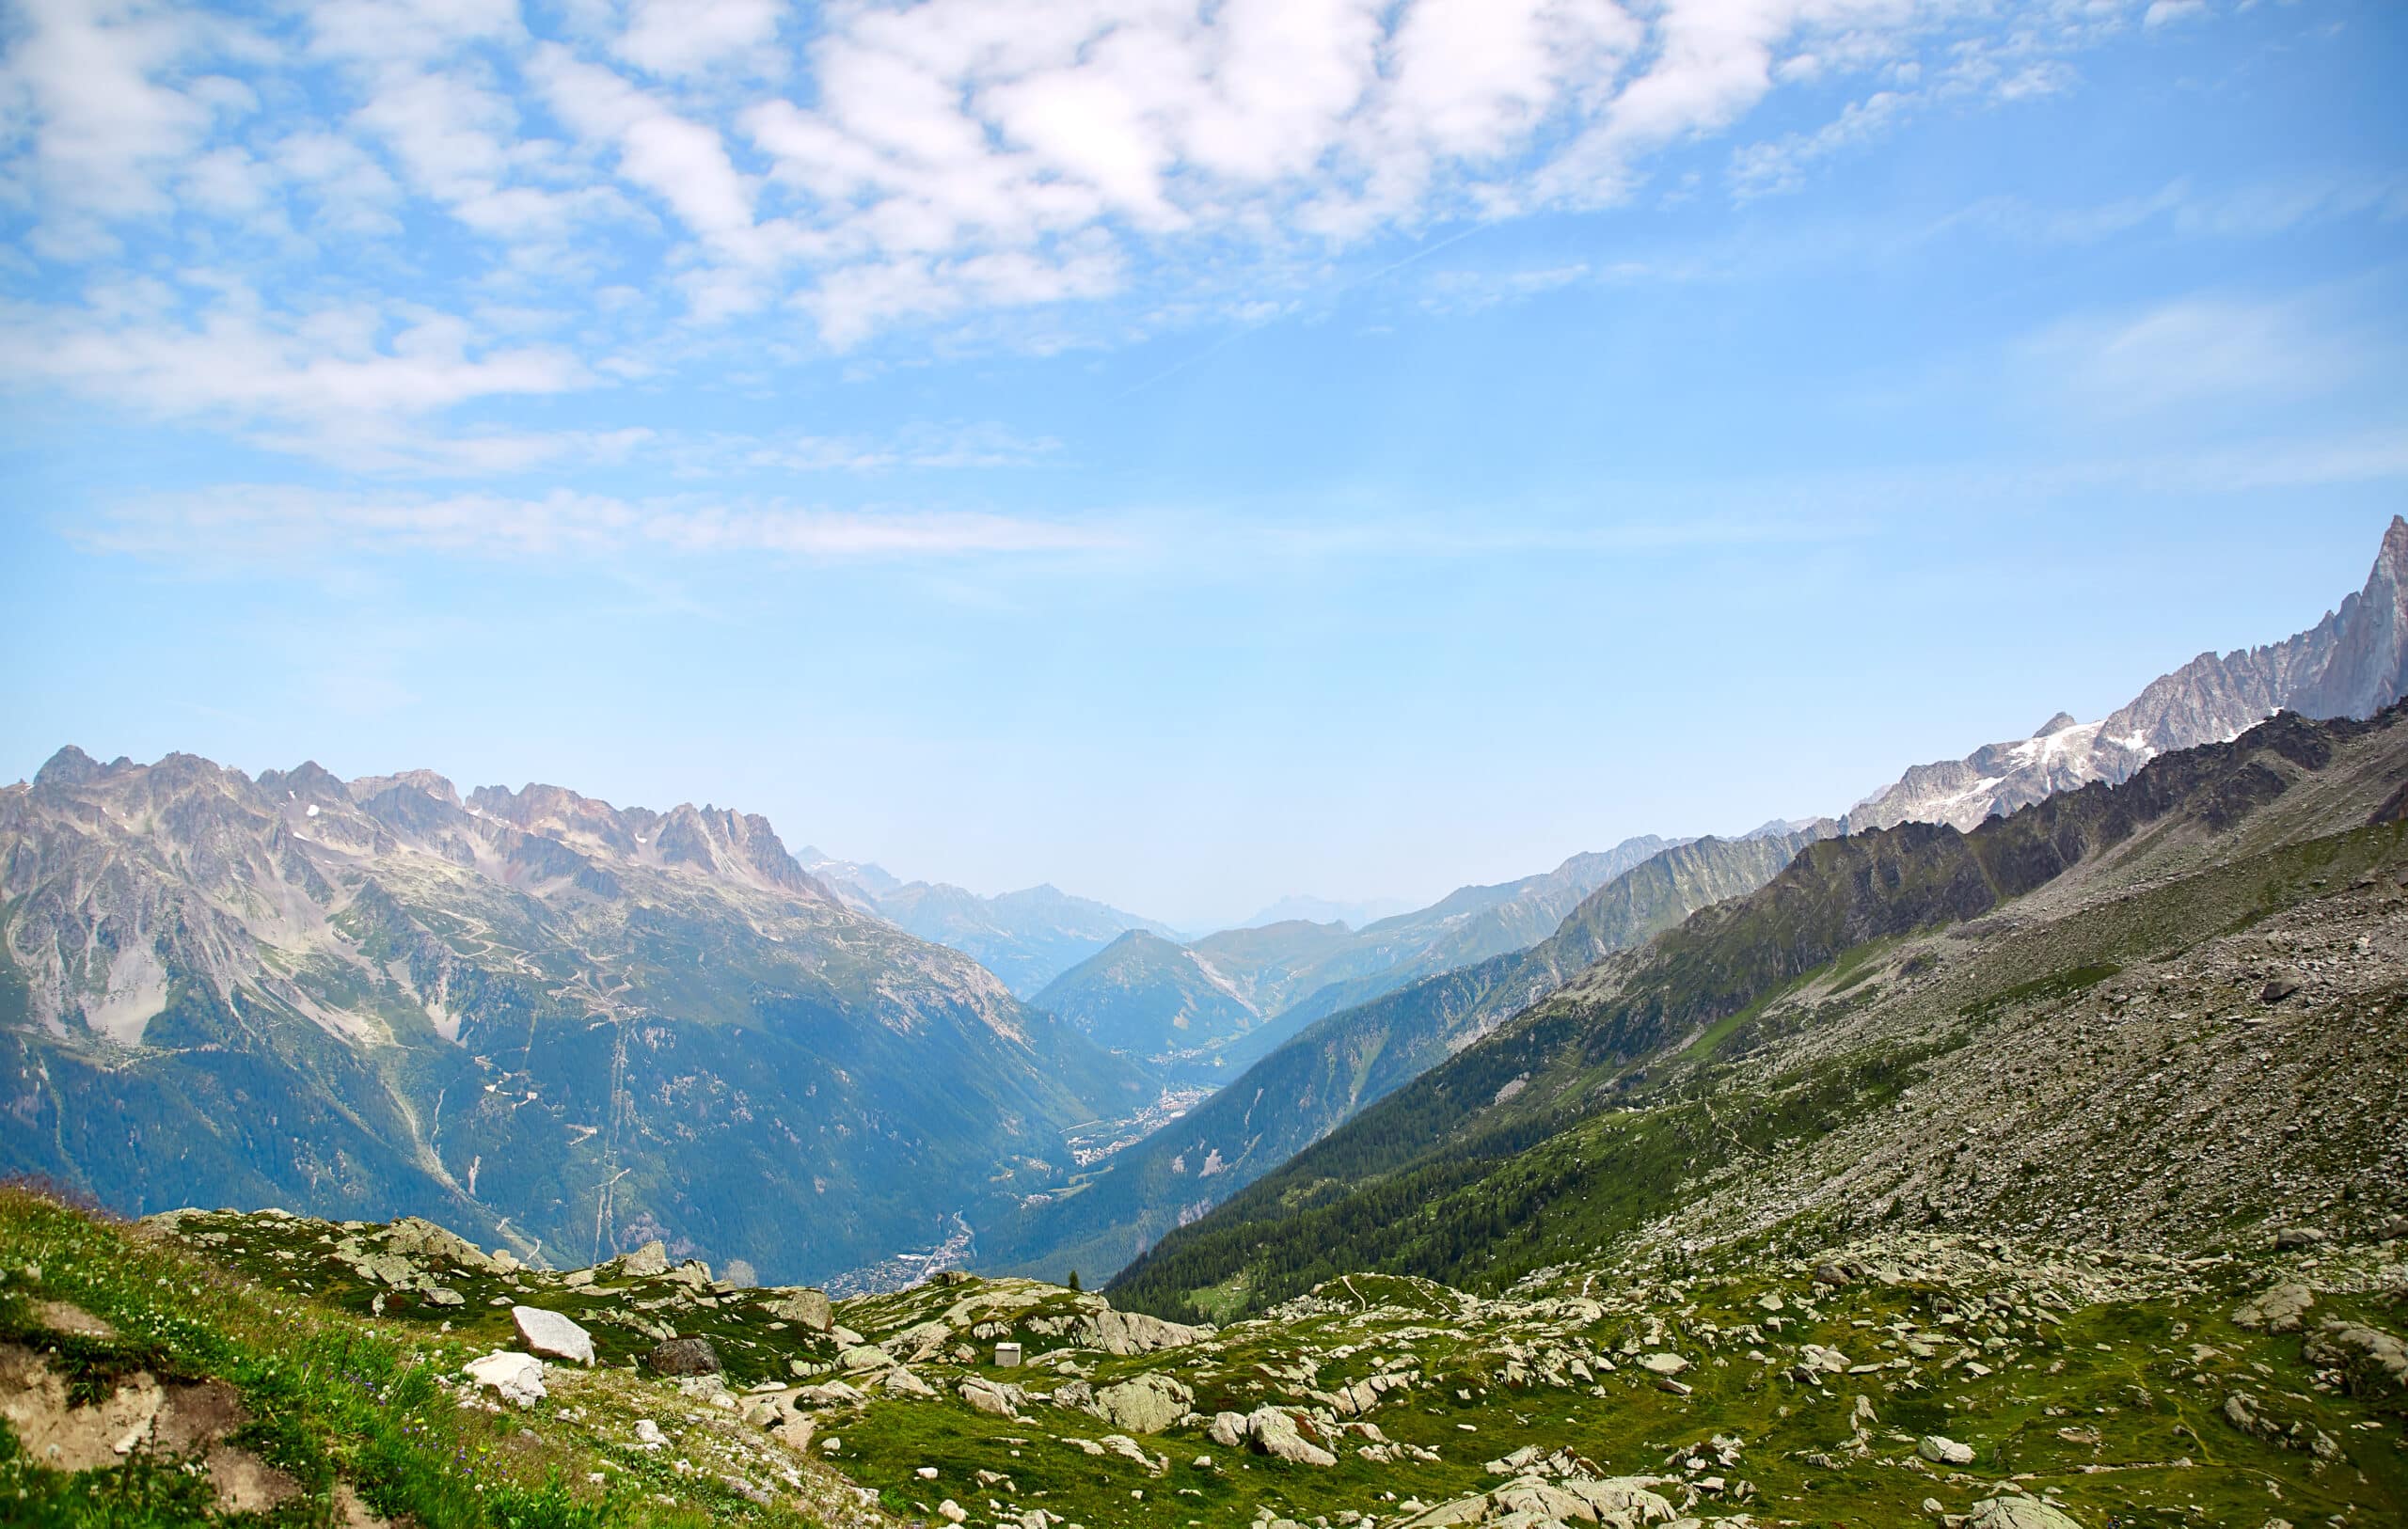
[343,767,461,808]
[467,780,651,854]
[1851,514,2408,832]
[32,744,111,789]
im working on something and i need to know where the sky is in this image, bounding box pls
[2,0,2404,930]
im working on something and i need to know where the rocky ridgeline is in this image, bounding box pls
[96,1203,2401,1527]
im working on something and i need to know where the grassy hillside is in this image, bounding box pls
[8,1185,2400,1528]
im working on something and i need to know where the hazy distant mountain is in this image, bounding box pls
[1031,921,1366,1081]
[796,849,1177,997]
[980,825,1829,1281]
[0,753,1151,1285]
[1031,837,1679,1081]
[1849,514,2408,832]
[1238,892,1415,929]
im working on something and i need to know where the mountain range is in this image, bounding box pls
[1110,701,2408,1321]
[20,699,2399,1529]
[0,755,1150,1287]
[7,516,2405,1316]
[980,513,2408,1287]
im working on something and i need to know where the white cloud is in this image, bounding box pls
[0,0,2282,452]
[614,0,783,78]
[3,0,218,228]
[2144,1,2209,27]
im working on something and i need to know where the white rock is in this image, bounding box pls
[465,1351,546,1408]
[512,1305,595,1365]
[1918,1433,1976,1466]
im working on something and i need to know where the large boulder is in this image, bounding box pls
[1244,1406,1335,1467]
[1918,1433,1976,1466]
[622,1241,671,1278]
[1560,1476,1678,1522]
[1395,1473,1674,1526]
[881,1320,953,1363]
[1092,1373,1193,1435]
[1093,1306,1208,1356]
[1041,1300,1212,1355]
[958,1377,1022,1418]
[384,1218,494,1270]
[1966,1494,2083,1529]
[511,1306,595,1366]
[647,1337,721,1377]
[465,1351,546,1408]
[767,1287,834,1332]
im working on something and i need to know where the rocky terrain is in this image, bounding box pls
[1847,514,2408,833]
[0,753,1149,1288]
[3,1175,2399,1527]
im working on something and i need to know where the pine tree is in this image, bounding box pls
[1067,1269,1082,1292]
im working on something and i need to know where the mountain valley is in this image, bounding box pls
[5,526,2406,1529]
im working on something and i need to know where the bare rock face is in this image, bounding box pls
[2233,1283,2317,1333]
[2303,1319,2408,1401]
[1090,1372,1192,1434]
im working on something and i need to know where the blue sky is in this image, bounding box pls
[2,0,2404,929]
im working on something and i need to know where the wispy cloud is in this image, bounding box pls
[2015,289,2398,416]
[73,490,1129,565]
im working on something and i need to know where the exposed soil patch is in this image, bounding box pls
[0,1341,298,1511]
